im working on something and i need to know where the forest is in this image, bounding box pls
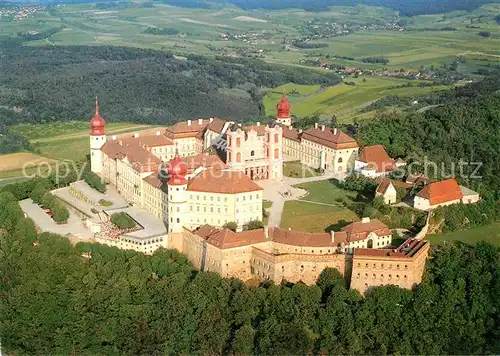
[352,73,500,200]
[0,45,340,128]
[0,176,500,354]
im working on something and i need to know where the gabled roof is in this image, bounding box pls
[195,225,266,249]
[165,119,211,139]
[187,169,263,194]
[183,153,227,173]
[338,218,392,242]
[358,145,395,173]
[282,125,301,142]
[301,127,358,150]
[376,178,394,195]
[206,118,228,134]
[101,140,162,173]
[416,178,463,205]
[269,227,341,247]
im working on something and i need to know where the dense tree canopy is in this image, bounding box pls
[1,194,499,354]
[0,46,340,129]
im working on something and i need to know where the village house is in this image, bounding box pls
[414,178,480,211]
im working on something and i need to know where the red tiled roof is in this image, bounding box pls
[195,225,266,249]
[101,140,162,173]
[301,127,358,150]
[269,227,341,247]
[143,173,165,189]
[187,169,263,194]
[354,239,428,259]
[416,178,463,205]
[184,153,227,173]
[376,178,393,194]
[339,218,392,242]
[207,118,228,134]
[282,125,301,142]
[165,119,211,139]
[359,145,395,173]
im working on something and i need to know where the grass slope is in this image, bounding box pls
[427,223,500,246]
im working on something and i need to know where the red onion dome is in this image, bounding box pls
[277,92,291,118]
[168,151,188,185]
[90,96,106,136]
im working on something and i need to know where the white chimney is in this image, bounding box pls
[209,117,214,123]
[118,140,123,146]
[288,227,292,231]
[155,131,161,136]
[314,123,319,129]
[133,133,139,138]
[333,128,338,135]
[361,217,370,224]
[187,120,192,126]
[198,118,203,125]
[321,125,326,132]
[257,122,260,126]
[264,226,269,239]
[112,135,117,140]
[289,126,292,130]
[330,230,335,243]
[298,129,303,133]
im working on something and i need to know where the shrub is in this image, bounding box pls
[111,212,136,229]
[247,220,264,230]
[83,171,106,193]
[99,199,113,207]
[31,185,49,205]
[52,204,69,223]
[223,221,238,232]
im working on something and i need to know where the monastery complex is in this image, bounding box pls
[31,93,479,294]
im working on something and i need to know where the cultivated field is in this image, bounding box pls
[0,152,56,171]
[264,77,450,120]
[2,3,499,122]
[0,122,153,179]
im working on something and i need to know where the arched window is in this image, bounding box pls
[227,152,231,162]
[274,133,279,143]
[227,137,231,146]
[236,152,241,163]
[250,150,255,157]
[338,157,343,163]
[236,137,241,148]
[274,148,279,159]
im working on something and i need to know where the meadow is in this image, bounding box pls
[426,223,500,246]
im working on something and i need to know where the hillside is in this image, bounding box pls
[0,46,341,127]
[163,0,500,15]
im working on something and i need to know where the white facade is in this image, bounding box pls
[90,134,106,173]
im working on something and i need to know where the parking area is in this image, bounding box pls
[19,198,94,239]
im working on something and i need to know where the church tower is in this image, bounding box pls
[167,151,188,234]
[226,123,245,171]
[265,121,283,181]
[276,92,292,127]
[90,97,106,174]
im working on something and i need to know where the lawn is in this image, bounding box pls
[280,200,358,233]
[294,180,357,205]
[280,180,360,232]
[427,223,500,246]
[283,162,321,178]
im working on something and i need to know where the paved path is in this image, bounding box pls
[259,171,347,228]
[19,199,94,239]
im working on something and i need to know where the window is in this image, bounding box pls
[274,148,279,159]
[236,152,241,163]
[274,133,279,143]
[236,137,241,147]
[250,150,255,157]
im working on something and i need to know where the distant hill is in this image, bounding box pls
[161,0,500,16]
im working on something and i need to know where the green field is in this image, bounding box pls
[283,162,321,178]
[264,77,450,121]
[2,3,500,122]
[280,200,358,232]
[427,223,500,246]
[280,180,359,232]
